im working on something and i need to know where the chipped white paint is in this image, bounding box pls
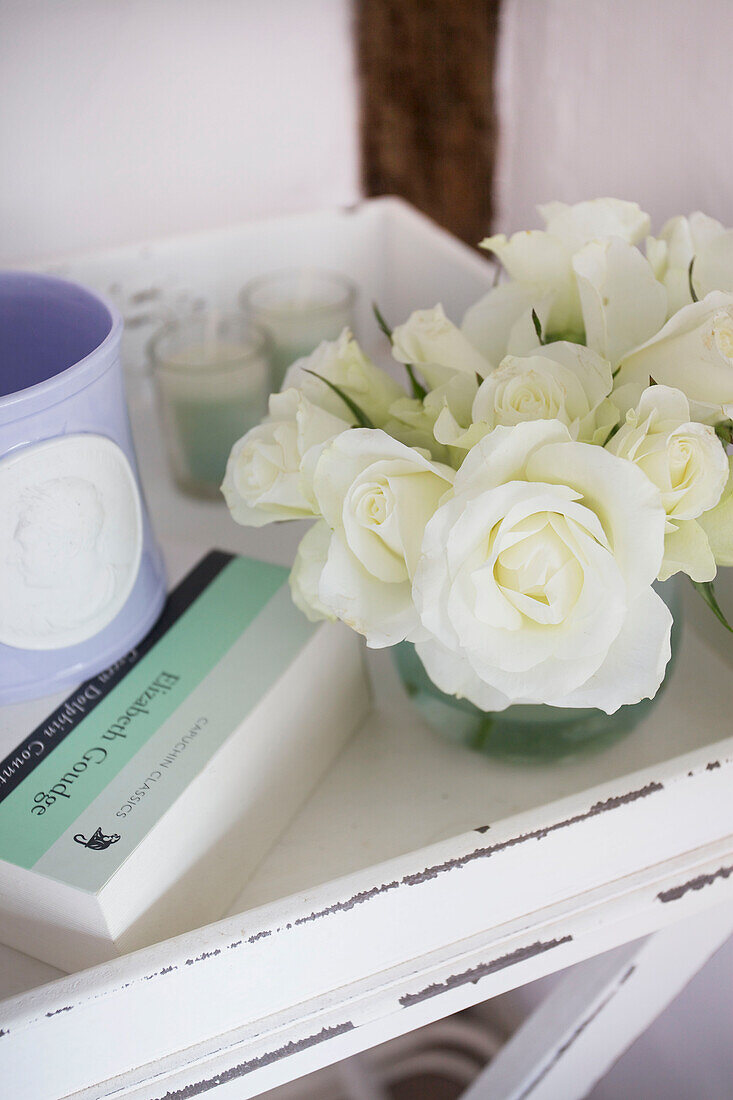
[0,204,731,1099]
[1,760,732,1099]
[460,904,733,1100]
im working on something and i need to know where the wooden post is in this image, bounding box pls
[356,0,501,246]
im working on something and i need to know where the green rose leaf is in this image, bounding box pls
[372,301,427,400]
[302,369,375,429]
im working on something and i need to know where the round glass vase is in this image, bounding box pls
[392,580,683,764]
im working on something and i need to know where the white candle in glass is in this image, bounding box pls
[241,269,356,390]
[149,312,270,499]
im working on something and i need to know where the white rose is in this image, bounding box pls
[431,343,616,454]
[472,342,616,445]
[283,330,405,425]
[461,282,540,370]
[427,372,481,455]
[391,304,491,389]
[540,198,651,248]
[572,238,667,366]
[607,386,728,582]
[699,456,733,567]
[289,521,335,622]
[222,389,352,526]
[614,291,733,423]
[413,419,671,714]
[480,198,651,341]
[311,429,454,646]
[647,212,733,316]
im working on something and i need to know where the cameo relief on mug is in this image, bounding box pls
[0,435,143,649]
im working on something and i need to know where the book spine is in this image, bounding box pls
[0,552,232,803]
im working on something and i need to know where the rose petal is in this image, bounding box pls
[545,587,672,713]
[573,238,667,366]
[318,532,419,648]
[289,521,334,622]
[528,438,666,597]
[660,520,717,582]
[415,637,513,712]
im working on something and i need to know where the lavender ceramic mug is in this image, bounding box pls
[0,272,166,704]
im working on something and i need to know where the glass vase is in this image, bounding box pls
[392,581,682,764]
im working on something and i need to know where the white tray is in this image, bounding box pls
[1,199,732,1100]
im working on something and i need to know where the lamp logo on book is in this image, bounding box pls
[73,827,121,852]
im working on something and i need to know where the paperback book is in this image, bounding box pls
[0,551,370,971]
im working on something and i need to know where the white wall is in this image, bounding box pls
[0,0,360,263]
[495,0,733,234]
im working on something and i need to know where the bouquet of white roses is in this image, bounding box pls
[223,199,733,716]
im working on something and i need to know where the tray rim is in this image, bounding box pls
[1,736,732,1099]
[2,197,733,1098]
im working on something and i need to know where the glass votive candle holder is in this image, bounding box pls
[149,312,270,499]
[240,269,357,390]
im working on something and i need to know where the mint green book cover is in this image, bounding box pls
[0,552,315,894]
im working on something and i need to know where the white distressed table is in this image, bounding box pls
[1,201,732,1100]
